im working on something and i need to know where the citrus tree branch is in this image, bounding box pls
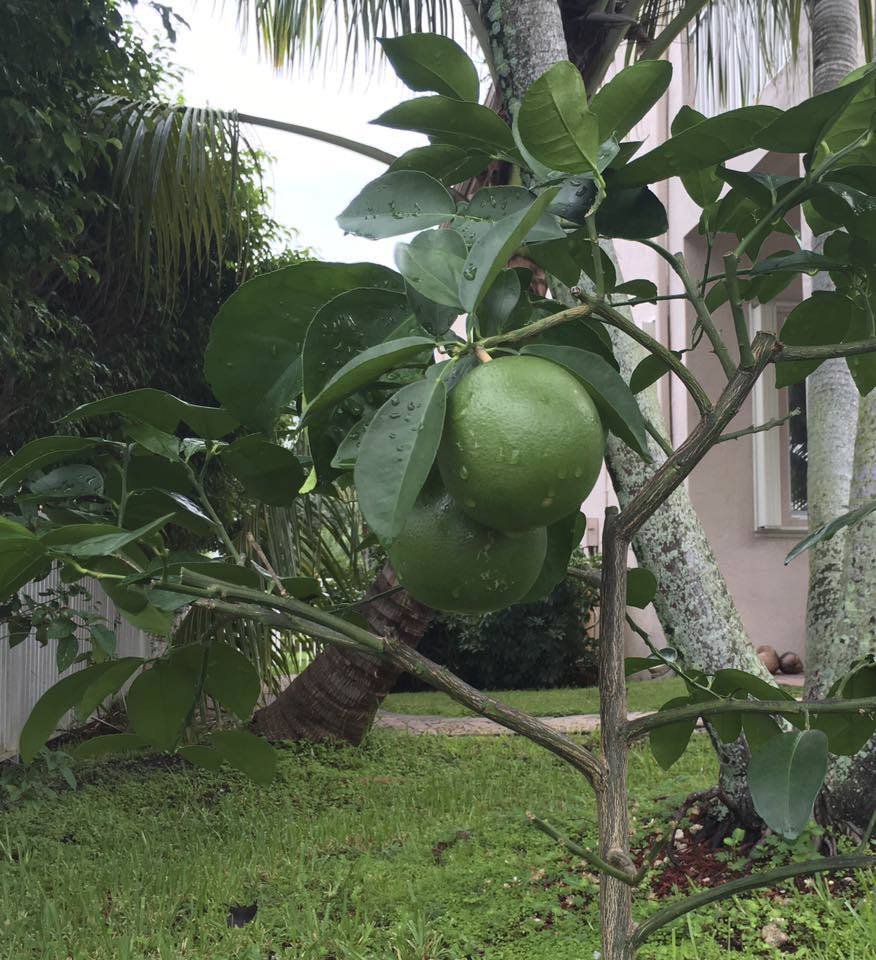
[634,239,735,378]
[624,696,876,743]
[477,304,592,350]
[716,408,800,443]
[774,338,876,362]
[583,296,713,415]
[174,572,607,787]
[617,332,777,538]
[528,813,639,885]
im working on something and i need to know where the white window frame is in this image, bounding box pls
[750,301,804,531]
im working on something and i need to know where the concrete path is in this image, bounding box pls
[374,710,650,736]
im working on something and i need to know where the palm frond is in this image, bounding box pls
[230,0,458,71]
[91,96,261,307]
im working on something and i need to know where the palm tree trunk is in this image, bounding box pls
[802,0,875,834]
[251,565,432,743]
[803,0,863,699]
[822,393,876,832]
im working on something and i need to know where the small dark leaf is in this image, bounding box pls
[210,730,277,784]
[205,644,261,720]
[650,696,697,770]
[29,465,103,499]
[626,568,657,608]
[221,436,305,506]
[629,353,677,394]
[785,498,876,564]
[596,186,667,239]
[126,661,197,751]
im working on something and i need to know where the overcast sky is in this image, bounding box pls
[132,2,479,266]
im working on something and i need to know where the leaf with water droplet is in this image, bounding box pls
[337,171,456,240]
[355,378,447,542]
[459,187,559,312]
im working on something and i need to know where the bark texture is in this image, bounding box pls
[251,565,432,744]
[825,392,876,829]
[804,0,863,699]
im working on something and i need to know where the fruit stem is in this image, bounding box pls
[474,345,493,363]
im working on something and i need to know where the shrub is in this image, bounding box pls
[394,553,600,692]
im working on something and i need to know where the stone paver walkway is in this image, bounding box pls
[374,711,650,736]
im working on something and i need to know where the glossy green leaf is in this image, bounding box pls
[844,302,876,397]
[373,96,517,158]
[178,745,224,770]
[547,175,598,225]
[209,729,277,784]
[590,60,672,141]
[355,378,446,543]
[751,250,844,277]
[755,65,876,153]
[76,657,142,721]
[395,229,467,307]
[388,144,489,185]
[711,668,795,703]
[0,522,48,603]
[521,344,649,458]
[475,269,531,337]
[629,353,676,394]
[379,33,478,101]
[405,283,460,337]
[41,514,174,558]
[650,696,697,770]
[626,567,657,608]
[337,171,456,239]
[331,409,377,471]
[205,261,401,431]
[518,511,586,604]
[126,661,197,751]
[748,730,829,839]
[527,305,618,369]
[785,497,876,564]
[455,186,565,247]
[812,661,876,755]
[596,186,667,239]
[220,436,304,506]
[741,712,783,752]
[0,436,108,490]
[205,643,261,720]
[517,61,599,172]
[612,105,781,188]
[775,292,857,388]
[302,287,414,402]
[103,583,174,636]
[304,336,435,424]
[20,664,112,762]
[459,187,559,312]
[63,389,237,439]
[29,464,103,499]
[614,279,658,301]
[73,733,149,759]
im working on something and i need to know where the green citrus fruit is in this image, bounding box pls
[388,477,547,614]
[437,355,604,532]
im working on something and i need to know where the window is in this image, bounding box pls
[751,302,808,530]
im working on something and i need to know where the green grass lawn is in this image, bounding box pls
[382,677,802,718]
[1,729,872,960]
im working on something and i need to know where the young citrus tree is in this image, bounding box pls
[2,36,876,959]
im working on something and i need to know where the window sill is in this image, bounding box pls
[754,525,807,539]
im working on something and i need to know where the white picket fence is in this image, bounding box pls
[0,571,156,757]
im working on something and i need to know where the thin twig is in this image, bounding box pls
[528,813,639,885]
[716,409,800,444]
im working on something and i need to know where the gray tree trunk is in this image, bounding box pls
[824,393,876,831]
[803,0,863,699]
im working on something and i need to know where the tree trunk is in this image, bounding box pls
[251,565,432,743]
[803,0,863,699]
[823,392,876,831]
